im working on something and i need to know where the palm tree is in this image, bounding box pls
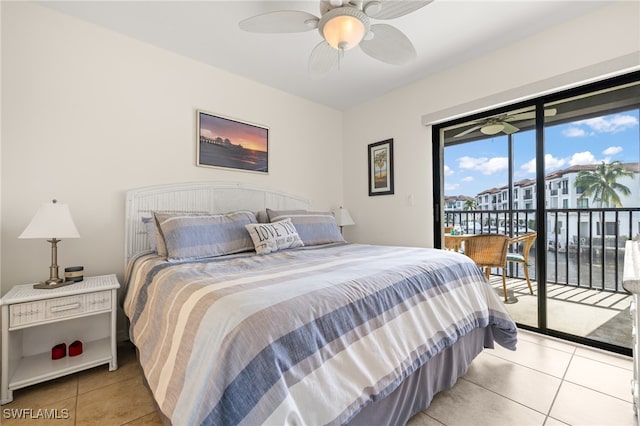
[374,150,387,179]
[574,161,633,208]
[463,199,477,211]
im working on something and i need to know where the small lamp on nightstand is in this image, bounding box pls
[334,206,355,234]
[19,199,80,289]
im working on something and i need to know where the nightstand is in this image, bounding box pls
[0,274,120,404]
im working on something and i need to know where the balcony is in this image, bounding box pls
[487,275,631,349]
[444,207,640,351]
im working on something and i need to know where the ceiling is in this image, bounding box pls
[39,1,610,111]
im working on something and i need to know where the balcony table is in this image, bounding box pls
[443,234,474,252]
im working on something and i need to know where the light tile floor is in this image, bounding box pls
[410,329,636,426]
[1,341,162,425]
[1,330,635,425]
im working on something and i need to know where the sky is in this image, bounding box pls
[444,110,640,197]
[199,112,268,152]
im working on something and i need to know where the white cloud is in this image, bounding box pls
[545,154,566,170]
[458,156,486,170]
[602,146,623,156]
[461,176,474,182]
[563,127,587,137]
[572,114,639,134]
[444,165,454,176]
[457,156,508,175]
[521,154,566,174]
[569,151,598,165]
[521,158,536,174]
[444,183,459,191]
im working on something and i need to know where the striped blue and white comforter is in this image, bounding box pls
[124,243,517,425]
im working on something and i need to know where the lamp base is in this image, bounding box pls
[33,280,77,290]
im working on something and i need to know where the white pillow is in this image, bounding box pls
[245,218,304,255]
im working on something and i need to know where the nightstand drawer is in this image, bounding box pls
[9,290,111,328]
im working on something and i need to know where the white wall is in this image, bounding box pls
[2,1,640,295]
[342,1,640,247]
[1,2,343,293]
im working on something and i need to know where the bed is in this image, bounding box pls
[122,181,517,426]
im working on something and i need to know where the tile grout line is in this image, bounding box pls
[470,341,578,423]
[457,375,551,420]
[544,344,577,424]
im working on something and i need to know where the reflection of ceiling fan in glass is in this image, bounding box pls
[454,108,557,138]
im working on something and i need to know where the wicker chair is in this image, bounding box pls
[464,234,510,302]
[507,232,537,295]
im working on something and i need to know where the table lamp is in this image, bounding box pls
[19,199,80,289]
[334,206,355,234]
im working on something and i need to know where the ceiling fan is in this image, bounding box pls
[453,108,558,138]
[239,0,433,78]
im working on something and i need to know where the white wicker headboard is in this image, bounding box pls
[124,181,310,265]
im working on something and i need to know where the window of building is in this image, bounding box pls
[577,198,589,208]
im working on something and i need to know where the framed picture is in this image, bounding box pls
[197,110,269,173]
[368,139,394,196]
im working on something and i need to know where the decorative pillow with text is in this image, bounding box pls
[245,218,304,255]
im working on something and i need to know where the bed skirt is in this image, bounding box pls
[141,326,491,426]
[349,325,491,425]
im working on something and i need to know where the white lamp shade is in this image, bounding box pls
[335,207,355,227]
[19,201,80,239]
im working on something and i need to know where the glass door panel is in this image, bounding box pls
[441,106,539,326]
[543,82,640,349]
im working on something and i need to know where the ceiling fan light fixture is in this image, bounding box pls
[319,7,370,51]
[481,123,505,135]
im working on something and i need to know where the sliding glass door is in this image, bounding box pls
[434,71,640,354]
[542,82,640,348]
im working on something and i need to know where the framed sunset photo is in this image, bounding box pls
[197,110,269,173]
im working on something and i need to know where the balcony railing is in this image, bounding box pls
[444,207,640,293]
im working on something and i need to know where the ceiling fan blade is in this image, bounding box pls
[502,122,520,134]
[454,125,482,138]
[506,108,558,121]
[507,111,535,121]
[309,41,339,79]
[359,24,416,65]
[239,10,319,33]
[364,0,433,20]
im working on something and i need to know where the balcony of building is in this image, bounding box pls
[444,207,640,351]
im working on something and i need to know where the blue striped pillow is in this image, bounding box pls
[154,211,257,261]
[266,209,345,246]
